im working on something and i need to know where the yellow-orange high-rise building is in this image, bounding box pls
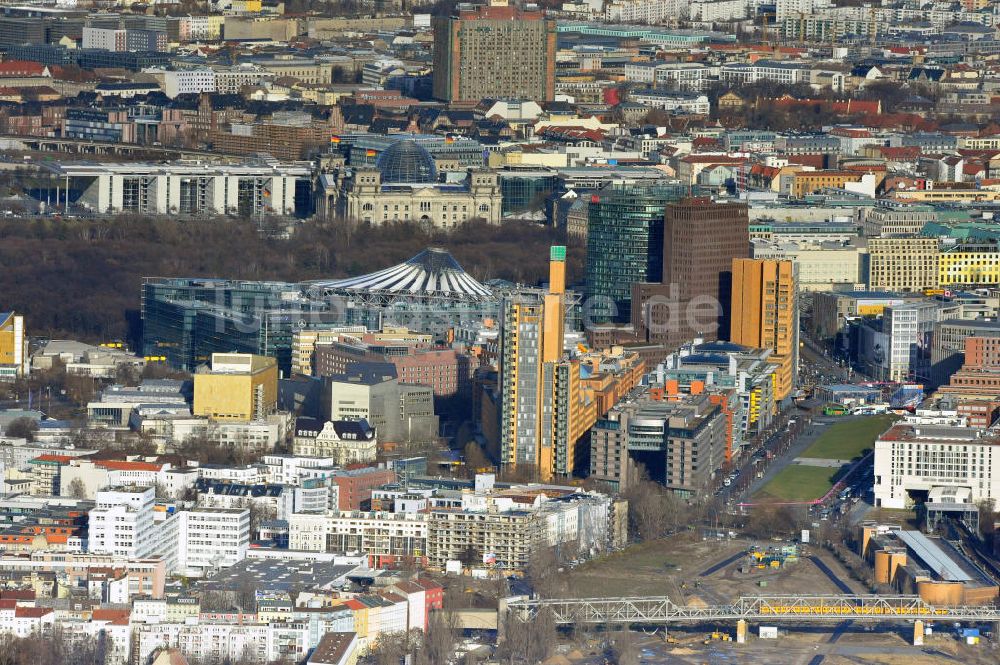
[498,247,646,479]
[0,312,27,382]
[500,246,564,478]
[730,259,798,402]
[193,353,278,422]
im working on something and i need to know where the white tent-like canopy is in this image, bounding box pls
[311,248,493,301]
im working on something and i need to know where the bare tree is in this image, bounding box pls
[977,498,997,537]
[462,441,492,476]
[67,478,87,499]
[498,607,556,664]
[367,630,422,665]
[4,417,38,441]
[527,546,563,598]
[610,626,639,665]
[621,479,684,541]
[418,609,458,665]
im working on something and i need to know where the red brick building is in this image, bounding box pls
[331,468,396,510]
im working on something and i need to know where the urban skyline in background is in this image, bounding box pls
[2,0,1000,663]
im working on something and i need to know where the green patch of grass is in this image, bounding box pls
[758,465,838,502]
[803,415,897,460]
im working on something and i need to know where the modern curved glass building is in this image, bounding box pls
[144,249,514,372]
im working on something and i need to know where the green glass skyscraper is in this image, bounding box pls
[584,183,686,324]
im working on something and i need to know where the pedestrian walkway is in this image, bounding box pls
[794,457,850,468]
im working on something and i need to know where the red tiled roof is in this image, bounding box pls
[392,581,424,594]
[680,154,744,164]
[0,61,47,76]
[880,146,921,159]
[32,454,72,463]
[380,592,406,604]
[0,535,35,544]
[96,460,163,472]
[15,607,52,618]
[832,100,881,115]
[414,577,443,592]
[92,608,130,625]
[829,127,871,138]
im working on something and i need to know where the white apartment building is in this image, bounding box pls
[160,68,217,98]
[59,458,198,500]
[690,0,750,21]
[288,511,428,559]
[630,90,711,115]
[132,596,201,624]
[538,500,579,548]
[874,423,1000,509]
[292,420,378,465]
[213,64,275,95]
[139,413,292,452]
[623,63,712,92]
[653,63,712,92]
[56,617,132,665]
[0,605,55,639]
[604,0,689,23]
[720,61,807,86]
[88,486,157,558]
[82,27,127,51]
[863,300,949,383]
[135,623,270,664]
[200,465,266,484]
[262,454,336,486]
[173,508,250,577]
[776,0,832,21]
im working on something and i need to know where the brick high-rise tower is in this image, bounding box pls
[632,198,749,353]
[432,1,556,103]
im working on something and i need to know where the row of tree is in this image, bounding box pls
[0,216,582,344]
[0,631,114,665]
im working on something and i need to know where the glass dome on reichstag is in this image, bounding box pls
[376,140,437,184]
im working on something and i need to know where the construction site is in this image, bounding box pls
[520,532,1000,664]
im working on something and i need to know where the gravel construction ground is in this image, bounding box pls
[555,532,862,602]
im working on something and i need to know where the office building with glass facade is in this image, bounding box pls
[584,182,686,324]
[142,250,509,374]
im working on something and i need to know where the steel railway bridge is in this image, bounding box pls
[504,594,1000,625]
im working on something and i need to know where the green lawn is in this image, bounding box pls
[803,415,897,460]
[757,465,838,502]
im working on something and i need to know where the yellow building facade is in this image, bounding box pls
[790,171,863,198]
[730,259,798,402]
[0,312,27,381]
[193,353,278,422]
[939,243,1000,286]
[498,252,646,479]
